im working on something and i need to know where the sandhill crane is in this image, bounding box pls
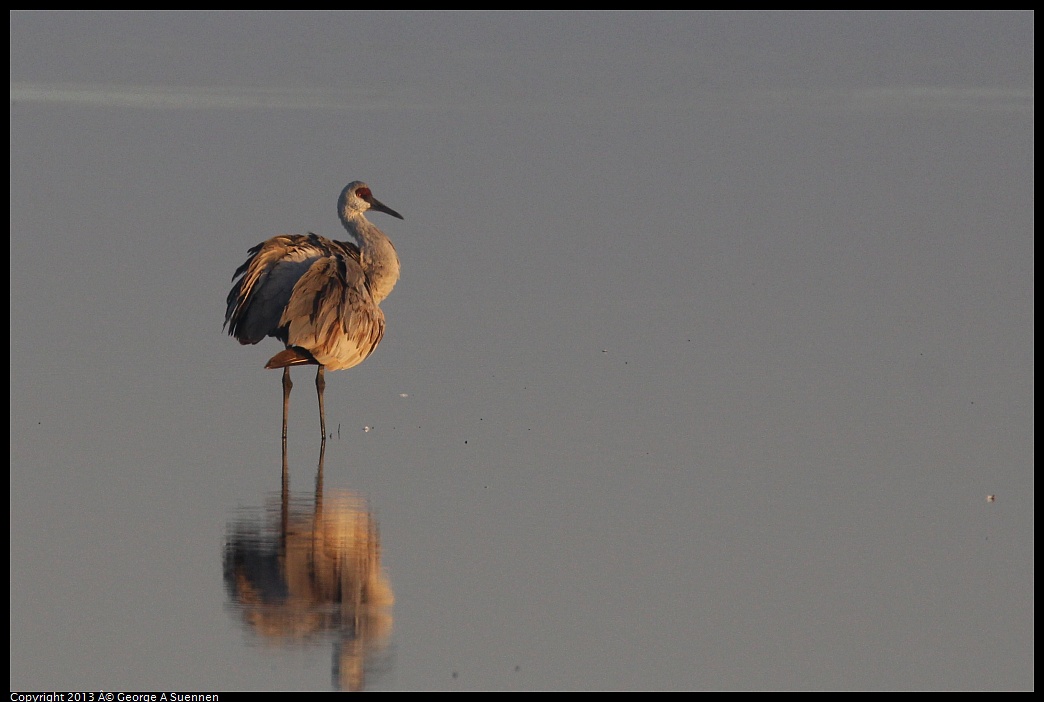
[225,181,403,450]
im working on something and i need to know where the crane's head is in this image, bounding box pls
[339,181,404,220]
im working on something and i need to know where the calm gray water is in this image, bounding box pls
[10,11,1033,691]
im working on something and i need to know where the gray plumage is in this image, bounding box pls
[225,181,403,447]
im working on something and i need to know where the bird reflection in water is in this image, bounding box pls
[223,447,394,691]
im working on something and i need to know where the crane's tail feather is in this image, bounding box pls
[265,347,317,369]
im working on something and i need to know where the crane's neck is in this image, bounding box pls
[342,210,400,303]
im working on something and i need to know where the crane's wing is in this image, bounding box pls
[224,234,360,346]
[277,254,385,372]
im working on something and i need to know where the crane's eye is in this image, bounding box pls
[357,187,372,199]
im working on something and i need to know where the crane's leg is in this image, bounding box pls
[316,365,327,446]
[281,367,293,456]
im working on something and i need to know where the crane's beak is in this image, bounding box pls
[367,196,404,220]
